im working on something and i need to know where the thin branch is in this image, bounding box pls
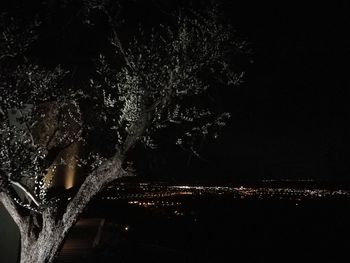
[45,126,59,149]
[95,4,134,71]
[110,27,134,70]
[0,53,16,62]
[18,109,36,147]
[146,66,175,113]
[10,180,40,207]
[122,112,149,154]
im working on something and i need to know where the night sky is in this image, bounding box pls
[173,2,350,184]
[2,1,350,184]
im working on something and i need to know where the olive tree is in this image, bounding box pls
[0,1,247,262]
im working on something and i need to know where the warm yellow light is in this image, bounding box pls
[64,143,78,189]
[65,167,75,189]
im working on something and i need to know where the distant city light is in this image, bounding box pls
[100,183,350,208]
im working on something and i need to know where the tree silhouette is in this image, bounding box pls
[0,1,247,262]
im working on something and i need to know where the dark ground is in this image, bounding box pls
[58,194,350,263]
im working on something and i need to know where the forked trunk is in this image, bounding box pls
[14,156,124,263]
[19,226,66,263]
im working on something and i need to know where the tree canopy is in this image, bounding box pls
[0,0,247,221]
[0,1,249,262]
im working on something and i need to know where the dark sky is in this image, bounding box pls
[145,2,350,184]
[188,2,350,183]
[2,1,350,183]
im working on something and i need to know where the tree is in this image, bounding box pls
[0,1,247,262]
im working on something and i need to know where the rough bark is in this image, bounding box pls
[13,155,127,263]
[0,192,25,230]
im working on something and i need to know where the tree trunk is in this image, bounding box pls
[19,225,66,263]
[18,156,126,263]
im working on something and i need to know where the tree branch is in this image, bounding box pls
[110,26,134,70]
[0,53,16,63]
[98,5,134,71]
[10,180,40,207]
[60,154,129,234]
[0,190,25,230]
[122,111,150,154]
